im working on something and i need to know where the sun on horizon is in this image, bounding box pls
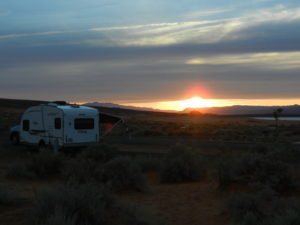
[120,97,300,111]
[177,97,214,109]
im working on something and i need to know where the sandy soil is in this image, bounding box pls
[121,173,228,225]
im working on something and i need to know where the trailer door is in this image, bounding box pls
[20,107,44,144]
[43,107,64,147]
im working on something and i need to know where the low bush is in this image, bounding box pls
[27,152,64,178]
[133,156,162,172]
[101,157,147,192]
[217,156,240,190]
[217,146,295,192]
[270,207,300,225]
[6,162,35,179]
[225,191,300,225]
[113,201,166,225]
[63,158,102,184]
[160,144,205,183]
[6,152,64,179]
[225,192,265,223]
[32,182,165,225]
[80,144,119,163]
[0,185,16,205]
[41,207,77,225]
[32,183,115,225]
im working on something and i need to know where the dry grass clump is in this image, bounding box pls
[160,144,205,183]
[6,151,64,179]
[217,145,296,193]
[133,155,162,172]
[62,143,148,192]
[32,182,165,225]
[101,157,147,192]
[80,143,119,163]
[225,190,300,225]
[0,185,17,205]
[32,183,115,225]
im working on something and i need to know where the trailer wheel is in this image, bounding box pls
[38,141,48,152]
[10,132,20,145]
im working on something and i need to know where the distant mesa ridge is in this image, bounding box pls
[84,102,167,112]
[183,105,300,116]
[86,101,300,116]
[0,98,299,116]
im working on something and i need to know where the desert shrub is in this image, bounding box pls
[101,157,147,192]
[254,159,292,192]
[80,144,119,163]
[133,156,162,172]
[225,191,300,225]
[217,156,240,190]
[32,183,115,225]
[238,152,293,192]
[251,144,270,155]
[6,162,35,179]
[225,192,265,223]
[269,203,300,225]
[63,158,102,184]
[267,145,300,164]
[32,182,165,225]
[27,152,64,178]
[6,152,64,179]
[248,182,278,201]
[241,212,261,225]
[41,207,77,225]
[271,210,300,225]
[113,201,166,225]
[142,128,166,136]
[160,144,205,183]
[217,147,295,192]
[0,186,15,205]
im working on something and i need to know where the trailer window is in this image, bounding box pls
[74,118,94,129]
[23,120,29,131]
[55,118,61,129]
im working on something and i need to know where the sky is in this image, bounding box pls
[1,0,300,110]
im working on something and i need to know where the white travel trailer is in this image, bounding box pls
[10,102,99,150]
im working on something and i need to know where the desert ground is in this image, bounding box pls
[0,99,300,225]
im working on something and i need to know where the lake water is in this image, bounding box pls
[253,117,300,121]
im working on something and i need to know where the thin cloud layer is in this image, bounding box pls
[186,52,300,69]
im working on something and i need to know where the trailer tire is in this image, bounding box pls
[38,141,48,152]
[10,132,20,145]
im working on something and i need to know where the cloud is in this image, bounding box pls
[0,30,75,40]
[1,4,300,49]
[186,51,300,69]
[83,5,300,47]
[0,10,10,17]
[185,8,231,19]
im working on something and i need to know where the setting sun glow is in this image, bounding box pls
[177,97,214,109]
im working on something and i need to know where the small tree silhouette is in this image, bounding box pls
[273,108,283,130]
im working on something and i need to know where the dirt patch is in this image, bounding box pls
[121,173,228,225]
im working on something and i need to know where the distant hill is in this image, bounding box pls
[84,102,174,113]
[183,105,300,116]
[2,98,299,117]
[0,98,179,119]
[0,98,47,108]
